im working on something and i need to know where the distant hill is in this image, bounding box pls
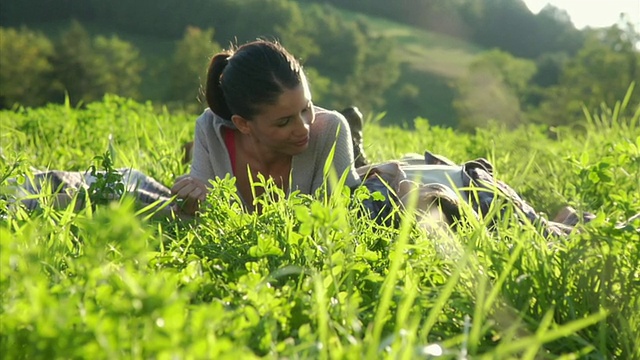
[6,1,485,127]
[3,0,596,128]
[319,7,484,126]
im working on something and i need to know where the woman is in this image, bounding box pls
[171,40,361,215]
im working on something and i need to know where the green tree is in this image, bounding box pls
[232,0,304,43]
[534,24,640,126]
[167,26,221,107]
[301,4,400,112]
[304,67,332,106]
[93,35,144,100]
[0,27,59,108]
[269,0,319,61]
[50,21,144,105]
[338,31,401,111]
[453,49,536,130]
[50,21,96,104]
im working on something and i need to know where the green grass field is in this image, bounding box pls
[1,95,639,358]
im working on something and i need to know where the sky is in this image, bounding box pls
[522,0,640,29]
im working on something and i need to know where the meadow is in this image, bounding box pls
[1,95,639,359]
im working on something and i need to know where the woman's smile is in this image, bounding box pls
[294,136,309,147]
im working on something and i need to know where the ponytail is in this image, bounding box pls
[205,52,233,119]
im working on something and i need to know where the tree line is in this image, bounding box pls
[0,0,399,115]
[298,0,586,59]
[1,0,638,129]
[300,0,640,128]
[452,23,640,130]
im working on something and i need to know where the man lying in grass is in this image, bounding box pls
[4,165,174,215]
[356,152,598,238]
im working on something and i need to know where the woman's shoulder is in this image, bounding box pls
[314,106,345,121]
[312,106,349,132]
[196,108,223,126]
[195,108,233,134]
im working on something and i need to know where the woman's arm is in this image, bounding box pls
[170,174,207,216]
[172,112,217,216]
[328,112,361,188]
[189,113,217,182]
[311,111,361,191]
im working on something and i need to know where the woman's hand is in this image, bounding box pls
[171,175,208,216]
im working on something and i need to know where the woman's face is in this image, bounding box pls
[247,80,315,156]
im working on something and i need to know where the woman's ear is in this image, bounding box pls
[231,115,252,134]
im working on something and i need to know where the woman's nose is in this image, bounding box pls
[293,114,310,136]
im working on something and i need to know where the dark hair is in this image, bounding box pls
[205,40,304,120]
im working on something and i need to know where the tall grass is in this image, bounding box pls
[1,95,638,358]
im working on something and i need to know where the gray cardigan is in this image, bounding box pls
[189,107,361,208]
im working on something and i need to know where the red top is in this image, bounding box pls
[224,128,236,174]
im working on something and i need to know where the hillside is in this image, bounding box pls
[18,5,482,128]
[323,7,484,126]
[5,0,632,131]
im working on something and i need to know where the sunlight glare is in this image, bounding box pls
[522,0,640,29]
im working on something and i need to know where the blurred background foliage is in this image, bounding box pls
[0,0,638,129]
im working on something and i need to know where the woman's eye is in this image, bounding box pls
[278,118,291,127]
